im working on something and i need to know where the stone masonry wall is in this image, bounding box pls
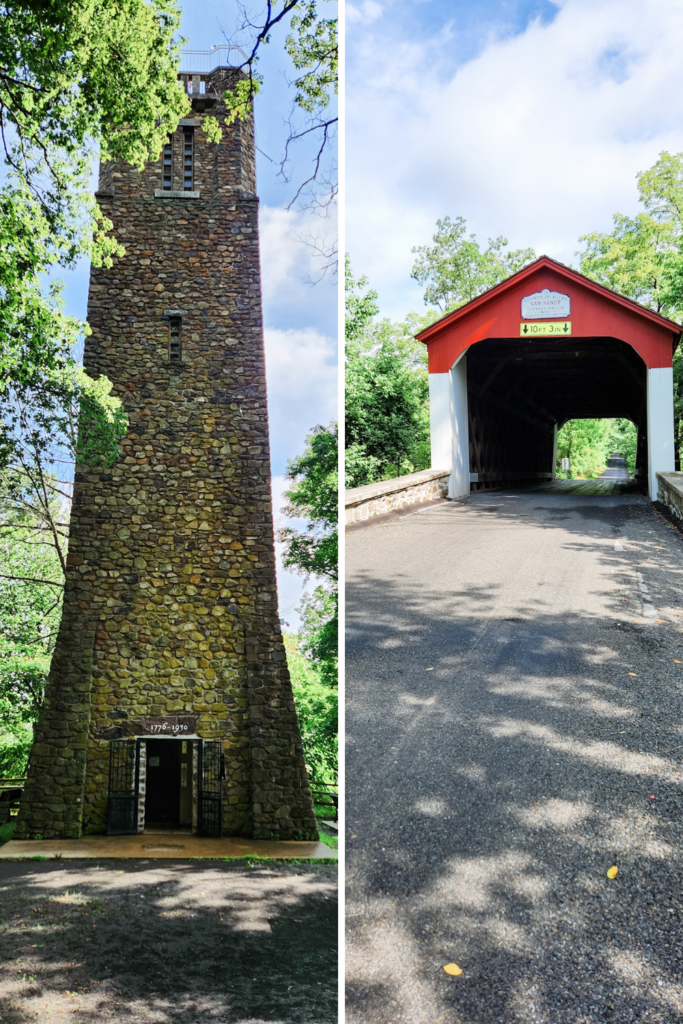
[657,472,683,523]
[345,470,450,525]
[16,68,317,842]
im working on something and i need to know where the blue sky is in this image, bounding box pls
[346,0,683,321]
[54,1,337,626]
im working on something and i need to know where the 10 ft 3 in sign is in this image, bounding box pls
[520,321,572,336]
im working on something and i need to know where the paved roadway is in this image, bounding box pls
[346,480,683,1024]
[600,455,632,482]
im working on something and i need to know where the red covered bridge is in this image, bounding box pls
[417,256,681,499]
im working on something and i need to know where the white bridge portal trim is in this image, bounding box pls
[647,367,675,499]
[450,355,470,498]
[428,371,452,476]
[428,355,470,499]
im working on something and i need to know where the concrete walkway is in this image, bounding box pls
[0,833,335,860]
[346,488,683,1024]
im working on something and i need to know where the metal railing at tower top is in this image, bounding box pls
[179,45,247,73]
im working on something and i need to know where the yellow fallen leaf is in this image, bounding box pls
[675,660,682,664]
[425,667,434,671]
[443,963,462,976]
[607,865,618,879]
[628,672,637,677]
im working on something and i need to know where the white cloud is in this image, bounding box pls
[346,0,683,320]
[264,326,337,473]
[264,323,336,626]
[258,205,338,477]
[259,204,337,311]
[346,0,383,24]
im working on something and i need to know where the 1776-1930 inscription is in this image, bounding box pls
[122,715,199,737]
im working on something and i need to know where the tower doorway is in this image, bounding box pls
[106,737,224,836]
[145,739,192,830]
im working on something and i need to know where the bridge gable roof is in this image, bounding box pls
[417,255,681,373]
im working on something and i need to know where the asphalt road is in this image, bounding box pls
[346,486,683,1024]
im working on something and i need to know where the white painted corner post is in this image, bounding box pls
[428,354,470,498]
[429,354,470,498]
[449,355,470,497]
[551,423,558,479]
[646,367,675,499]
[428,371,452,475]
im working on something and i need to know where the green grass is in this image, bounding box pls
[313,801,338,820]
[318,832,338,852]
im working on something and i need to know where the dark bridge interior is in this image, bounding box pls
[466,337,647,490]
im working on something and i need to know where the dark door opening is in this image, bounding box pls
[145,739,188,827]
[465,336,647,491]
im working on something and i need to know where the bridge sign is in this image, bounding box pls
[521,288,571,319]
[520,321,571,336]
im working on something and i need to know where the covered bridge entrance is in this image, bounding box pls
[418,256,681,499]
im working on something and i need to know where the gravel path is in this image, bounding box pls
[0,860,337,1023]
[346,488,683,1024]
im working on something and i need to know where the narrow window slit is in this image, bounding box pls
[162,139,173,190]
[183,130,194,191]
[169,317,182,362]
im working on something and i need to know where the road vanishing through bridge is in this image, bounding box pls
[346,483,683,1024]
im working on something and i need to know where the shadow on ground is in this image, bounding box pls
[0,860,337,1024]
[346,491,683,1024]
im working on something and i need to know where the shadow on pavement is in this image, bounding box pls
[346,491,683,1024]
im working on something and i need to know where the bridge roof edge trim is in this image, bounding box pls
[416,255,682,346]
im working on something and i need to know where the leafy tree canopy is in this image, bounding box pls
[283,633,336,785]
[0,465,65,776]
[224,1,337,212]
[578,151,683,320]
[345,258,434,487]
[0,0,187,280]
[279,423,338,687]
[0,0,187,470]
[411,215,536,312]
[577,151,683,464]
[280,422,337,583]
[345,254,379,342]
[297,585,337,688]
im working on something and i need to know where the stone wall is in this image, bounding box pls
[657,472,683,522]
[15,67,317,843]
[345,469,450,525]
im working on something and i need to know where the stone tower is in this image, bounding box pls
[16,56,318,842]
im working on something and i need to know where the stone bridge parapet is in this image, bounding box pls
[345,469,450,525]
[657,471,683,521]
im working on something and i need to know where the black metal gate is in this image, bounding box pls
[106,739,139,835]
[198,740,224,837]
